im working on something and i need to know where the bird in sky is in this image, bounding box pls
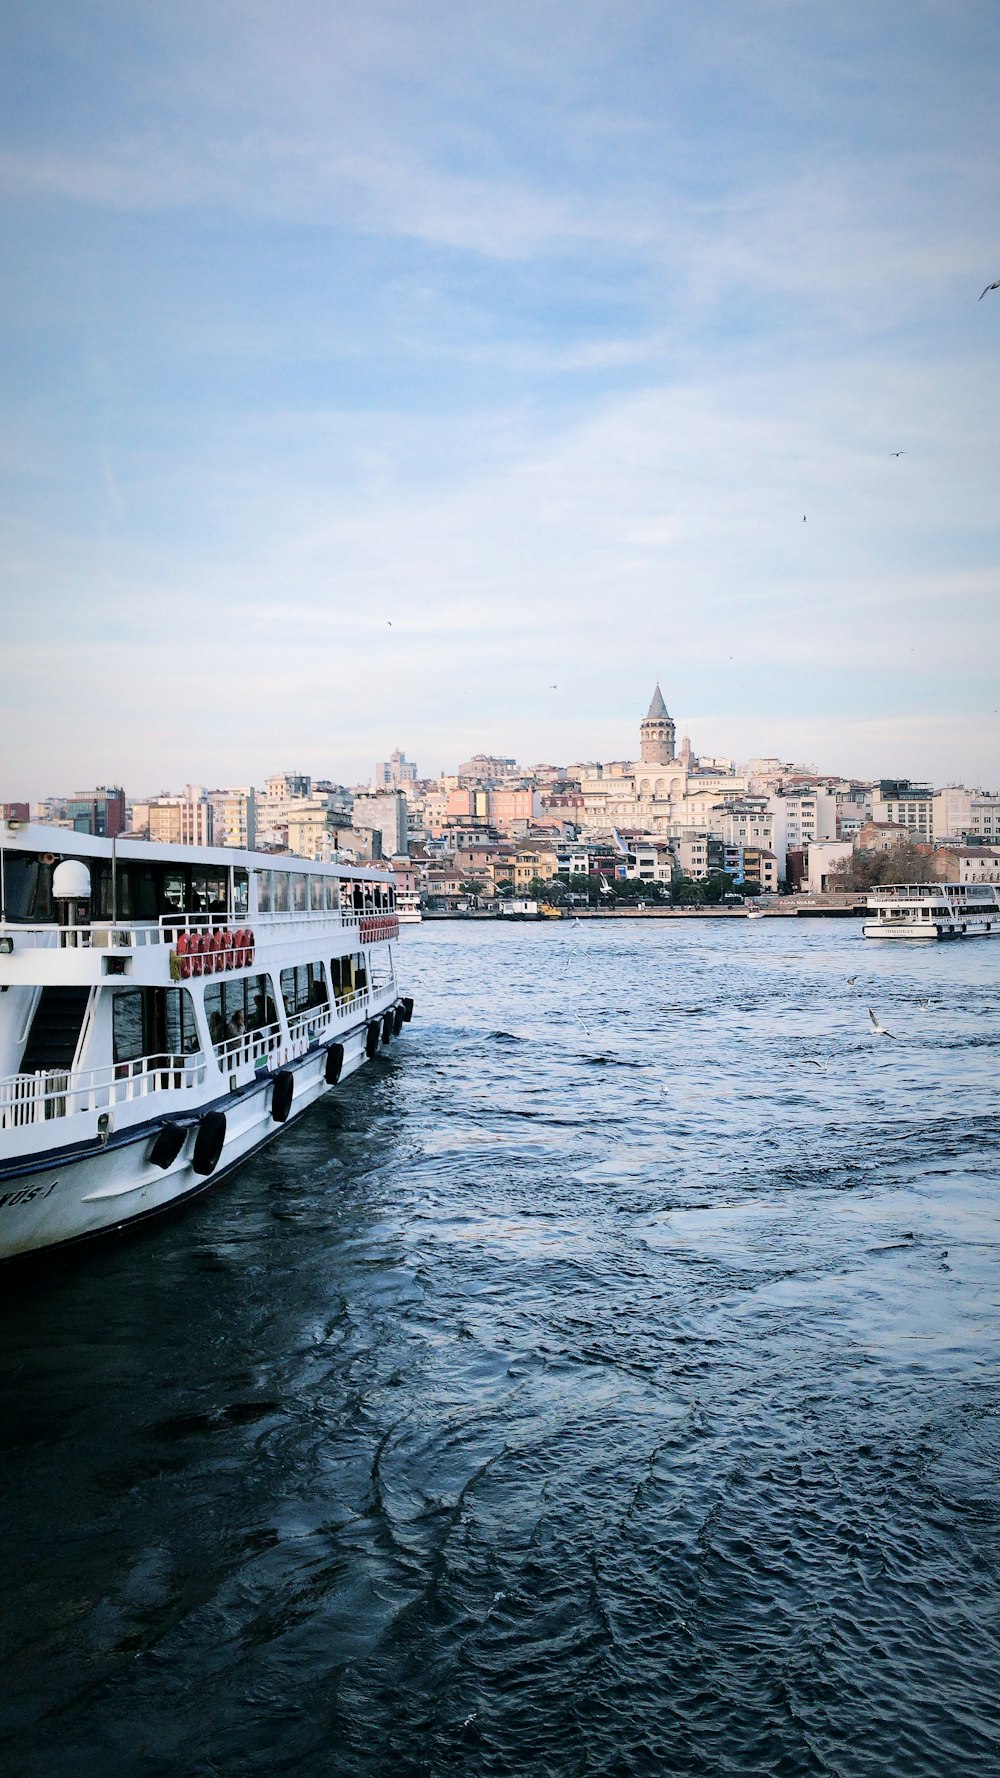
[868,1007,896,1039]
[979,279,1000,299]
[890,451,907,457]
[549,684,558,690]
[802,515,807,522]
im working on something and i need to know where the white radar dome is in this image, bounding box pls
[52,860,92,900]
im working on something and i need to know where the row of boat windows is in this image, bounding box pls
[1,853,395,923]
[109,955,372,1062]
[255,872,395,915]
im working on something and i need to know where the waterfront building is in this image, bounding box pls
[768,787,838,860]
[805,840,854,894]
[932,845,1000,885]
[134,787,213,848]
[207,786,256,851]
[855,821,912,853]
[376,748,418,788]
[932,786,1000,845]
[64,786,126,838]
[352,790,409,859]
[457,754,518,784]
[0,802,29,823]
[870,780,934,842]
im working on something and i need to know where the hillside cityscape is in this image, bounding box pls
[4,684,999,908]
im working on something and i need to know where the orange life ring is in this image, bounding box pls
[222,929,235,970]
[244,927,255,967]
[191,931,205,977]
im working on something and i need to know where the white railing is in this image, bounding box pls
[0,1052,208,1129]
[212,1018,285,1073]
[0,906,397,953]
[334,988,369,1019]
[286,1003,334,1046]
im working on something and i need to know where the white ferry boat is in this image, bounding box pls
[0,824,412,1262]
[396,889,423,925]
[862,882,1000,940]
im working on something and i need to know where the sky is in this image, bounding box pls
[2,0,999,798]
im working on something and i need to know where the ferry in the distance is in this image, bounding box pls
[396,888,423,925]
[0,823,412,1262]
[862,882,1000,940]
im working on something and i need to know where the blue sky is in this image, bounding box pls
[2,0,999,797]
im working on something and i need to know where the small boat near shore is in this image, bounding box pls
[0,824,413,1262]
[862,882,1000,940]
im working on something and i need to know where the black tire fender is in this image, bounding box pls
[381,1012,393,1045]
[271,1069,294,1123]
[402,997,414,1023]
[148,1122,186,1170]
[325,1042,345,1086]
[392,1005,404,1035]
[192,1111,227,1177]
[365,1021,381,1059]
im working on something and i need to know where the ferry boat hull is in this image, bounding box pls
[0,1011,406,1262]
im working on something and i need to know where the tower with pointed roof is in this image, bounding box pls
[640,682,676,764]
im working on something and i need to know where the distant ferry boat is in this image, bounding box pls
[862,882,1000,940]
[396,889,423,925]
[0,824,412,1262]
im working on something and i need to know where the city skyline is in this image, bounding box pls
[2,3,999,794]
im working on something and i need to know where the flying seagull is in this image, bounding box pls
[890,451,907,457]
[847,975,858,985]
[979,280,1000,300]
[868,1007,896,1039]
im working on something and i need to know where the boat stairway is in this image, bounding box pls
[19,986,90,1073]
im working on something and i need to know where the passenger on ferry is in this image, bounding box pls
[209,1011,225,1046]
[226,1009,246,1042]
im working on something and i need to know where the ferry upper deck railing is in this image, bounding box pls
[0,907,399,952]
[0,1051,208,1129]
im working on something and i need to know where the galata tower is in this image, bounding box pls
[640,682,676,764]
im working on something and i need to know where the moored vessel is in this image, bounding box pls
[861,882,1000,940]
[396,888,423,924]
[0,824,412,1261]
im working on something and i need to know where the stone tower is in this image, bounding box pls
[640,682,676,764]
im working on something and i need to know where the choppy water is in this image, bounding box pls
[3,918,1000,1778]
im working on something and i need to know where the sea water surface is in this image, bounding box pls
[2,918,999,1777]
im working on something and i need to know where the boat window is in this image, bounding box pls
[325,878,339,911]
[205,973,278,1047]
[330,952,367,1001]
[162,869,187,917]
[233,870,249,917]
[193,869,228,916]
[113,987,200,1062]
[273,872,290,914]
[256,871,272,914]
[112,989,145,1063]
[292,873,308,913]
[0,852,56,923]
[164,987,200,1054]
[309,875,325,912]
[280,962,328,1016]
